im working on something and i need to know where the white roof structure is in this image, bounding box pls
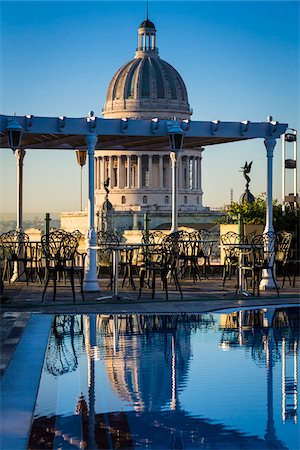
[0,112,288,293]
[0,114,287,150]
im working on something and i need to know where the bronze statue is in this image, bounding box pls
[241,161,252,189]
[239,161,254,204]
[104,177,110,195]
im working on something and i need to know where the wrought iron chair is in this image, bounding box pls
[239,232,279,297]
[220,231,243,286]
[41,230,84,302]
[96,231,119,287]
[0,230,33,283]
[138,233,182,300]
[275,230,293,287]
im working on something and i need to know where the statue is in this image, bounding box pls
[104,177,110,196]
[101,177,114,232]
[241,161,252,190]
[239,161,255,204]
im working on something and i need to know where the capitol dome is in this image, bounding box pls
[103,18,192,120]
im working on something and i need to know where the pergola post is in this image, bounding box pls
[260,137,276,290]
[15,148,26,232]
[11,148,26,282]
[83,134,100,292]
[170,151,179,232]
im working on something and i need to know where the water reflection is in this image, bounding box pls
[28,308,299,450]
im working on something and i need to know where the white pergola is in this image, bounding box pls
[0,114,288,291]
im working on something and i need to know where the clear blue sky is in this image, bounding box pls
[0,0,299,213]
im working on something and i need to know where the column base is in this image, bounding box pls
[83,279,101,292]
[259,269,276,290]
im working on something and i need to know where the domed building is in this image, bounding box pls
[93,16,206,230]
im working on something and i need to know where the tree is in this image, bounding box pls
[220,194,299,232]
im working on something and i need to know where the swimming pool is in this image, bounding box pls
[27,308,299,449]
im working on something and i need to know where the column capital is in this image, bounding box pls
[85,134,98,152]
[264,138,277,157]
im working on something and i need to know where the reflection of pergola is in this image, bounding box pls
[28,408,288,449]
[0,114,288,291]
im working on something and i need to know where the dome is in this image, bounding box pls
[102,18,192,120]
[139,19,155,29]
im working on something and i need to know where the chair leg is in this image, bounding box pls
[138,269,146,300]
[161,270,168,301]
[42,271,50,302]
[151,270,156,299]
[53,271,57,302]
[70,270,76,303]
[271,267,280,297]
[172,267,183,298]
[80,271,85,302]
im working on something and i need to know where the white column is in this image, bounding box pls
[15,148,26,233]
[11,148,26,282]
[178,155,182,190]
[195,158,199,189]
[137,155,142,189]
[186,157,190,189]
[293,133,297,207]
[109,156,113,187]
[260,138,276,290]
[159,155,163,189]
[117,155,121,188]
[199,153,203,194]
[126,155,131,188]
[281,134,286,213]
[84,134,100,291]
[95,157,98,189]
[193,157,197,189]
[170,151,179,232]
[101,157,105,189]
[148,155,153,188]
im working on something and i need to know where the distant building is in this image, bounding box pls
[62,16,221,232]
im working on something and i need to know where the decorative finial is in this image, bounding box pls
[146,1,148,20]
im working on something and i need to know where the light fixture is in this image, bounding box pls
[58,116,66,130]
[121,117,128,133]
[240,120,250,135]
[211,120,220,134]
[151,117,159,133]
[168,123,184,152]
[75,149,87,211]
[182,119,190,131]
[25,114,33,129]
[6,117,23,151]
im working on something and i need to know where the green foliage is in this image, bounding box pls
[219,194,299,231]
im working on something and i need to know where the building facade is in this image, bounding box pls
[94,17,204,225]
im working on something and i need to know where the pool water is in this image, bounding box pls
[28,308,299,449]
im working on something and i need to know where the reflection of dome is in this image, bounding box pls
[103,17,192,120]
[100,317,192,412]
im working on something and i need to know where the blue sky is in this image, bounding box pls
[0,1,299,213]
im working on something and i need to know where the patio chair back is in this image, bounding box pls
[220,231,243,285]
[41,230,82,302]
[0,230,31,282]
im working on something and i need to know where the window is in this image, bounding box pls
[184,195,188,205]
[121,196,126,204]
[143,195,147,204]
[165,195,169,204]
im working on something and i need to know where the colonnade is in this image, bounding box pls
[94,153,203,191]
